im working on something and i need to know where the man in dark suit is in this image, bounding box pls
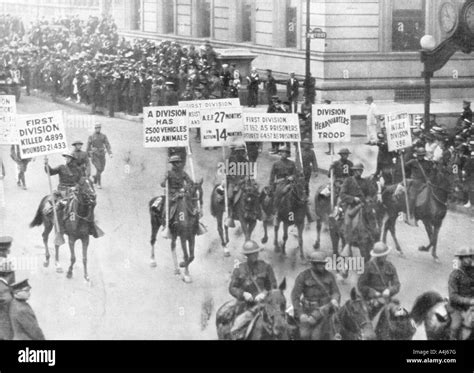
[286,72,299,113]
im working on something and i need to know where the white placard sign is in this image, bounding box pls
[385,112,412,152]
[200,107,244,147]
[16,111,68,159]
[143,106,189,148]
[312,105,351,143]
[243,113,300,142]
[179,98,241,128]
[0,95,17,144]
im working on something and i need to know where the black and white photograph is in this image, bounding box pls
[0,0,473,370]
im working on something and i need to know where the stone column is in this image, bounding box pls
[273,0,287,48]
[227,0,243,42]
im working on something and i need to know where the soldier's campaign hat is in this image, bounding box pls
[370,242,392,258]
[308,251,328,263]
[278,145,291,154]
[416,148,427,156]
[169,155,183,163]
[72,140,83,146]
[11,279,30,292]
[301,138,313,145]
[94,122,102,128]
[463,100,471,105]
[241,240,263,255]
[351,163,365,170]
[454,246,474,257]
[0,236,12,251]
[338,148,351,155]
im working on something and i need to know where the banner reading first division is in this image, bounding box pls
[144,106,189,148]
[16,111,68,159]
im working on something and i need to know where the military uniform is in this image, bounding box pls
[463,156,474,205]
[340,175,377,207]
[45,164,81,195]
[229,261,277,301]
[376,139,396,185]
[269,158,297,187]
[161,169,194,200]
[71,149,91,178]
[357,259,401,318]
[9,298,45,340]
[0,280,13,340]
[87,132,112,187]
[302,147,318,196]
[405,157,434,218]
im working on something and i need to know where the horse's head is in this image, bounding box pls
[383,300,417,340]
[185,178,204,206]
[242,178,260,206]
[410,291,450,339]
[261,279,289,339]
[76,177,96,207]
[339,288,376,340]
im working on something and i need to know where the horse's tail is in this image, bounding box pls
[410,291,445,324]
[30,196,49,228]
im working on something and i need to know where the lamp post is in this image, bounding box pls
[305,0,311,102]
[420,35,436,131]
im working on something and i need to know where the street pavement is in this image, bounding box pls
[0,94,473,340]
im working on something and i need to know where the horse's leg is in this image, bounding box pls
[431,223,442,262]
[42,220,53,268]
[179,235,190,269]
[217,213,226,247]
[82,235,90,282]
[274,219,280,253]
[419,222,433,253]
[314,218,322,250]
[281,222,289,256]
[171,236,180,275]
[388,216,404,256]
[184,235,195,283]
[297,223,304,261]
[150,214,159,267]
[66,237,76,279]
[55,242,63,273]
[248,219,257,240]
[262,218,268,244]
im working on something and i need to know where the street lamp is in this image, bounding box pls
[305,0,311,103]
[420,35,436,131]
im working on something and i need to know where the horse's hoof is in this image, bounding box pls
[183,275,192,284]
[56,265,64,274]
[66,271,73,279]
[224,248,231,257]
[432,256,441,263]
[84,277,91,284]
[261,237,268,244]
[274,246,280,253]
[398,251,406,258]
[418,246,429,252]
[43,260,50,268]
[179,261,187,268]
[174,269,181,276]
[150,260,157,268]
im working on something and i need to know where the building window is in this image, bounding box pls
[286,0,298,48]
[197,0,212,38]
[163,0,174,34]
[392,0,425,51]
[242,0,252,42]
[130,0,142,31]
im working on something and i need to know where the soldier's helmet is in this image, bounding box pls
[72,140,83,146]
[241,240,262,255]
[278,145,291,154]
[169,155,183,163]
[351,163,365,170]
[233,144,246,152]
[308,251,328,263]
[370,242,392,257]
[338,148,351,155]
[454,246,474,257]
[416,148,427,156]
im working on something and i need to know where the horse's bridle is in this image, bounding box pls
[339,301,372,340]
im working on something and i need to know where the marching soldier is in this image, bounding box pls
[229,240,277,338]
[291,251,340,340]
[301,138,318,196]
[357,242,401,319]
[86,123,113,189]
[448,247,474,340]
[8,279,45,340]
[404,148,435,225]
[71,140,91,178]
[10,145,31,190]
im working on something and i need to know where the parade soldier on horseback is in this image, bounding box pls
[71,140,91,178]
[357,242,401,319]
[291,251,340,340]
[339,163,378,242]
[448,247,474,340]
[161,155,194,200]
[226,144,249,227]
[228,240,277,339]
[329,148,354,197]
[404,147,435,226]
[375,132,396,185]
[269,145,313,223]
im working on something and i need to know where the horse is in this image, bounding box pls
[30,178,98,281]
[380,166,451,261]
[335,288,377,340]
[216,279,290,340]
[210,178,261,256]
[260,176,306,260]
[373,300,416,340]
[410,291,473,340]
[149,179,203,283]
